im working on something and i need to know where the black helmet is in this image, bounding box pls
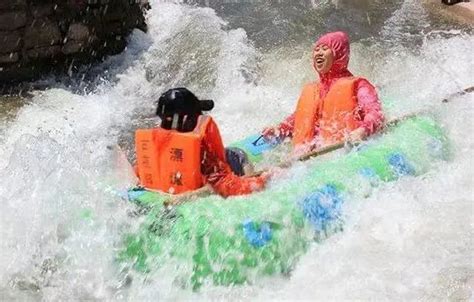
[157,88,214,132]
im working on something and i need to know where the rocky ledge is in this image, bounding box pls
[422,0,474,24]
[0,0,148,89]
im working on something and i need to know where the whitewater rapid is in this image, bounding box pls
[0,1,473,300]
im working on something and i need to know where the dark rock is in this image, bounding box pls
[104,21,126,36]
[0,0,27,10]
[0,52,19,64]
[0,0,149,87]
[24,18,61,48]
[66,23,90,41]
[102,6,126,22]
[0,11,28,31]
[62,40,87,54]
[26,45,61,59]
[1,30,22,53]
[31,3,54,18]
[101,37,127,55]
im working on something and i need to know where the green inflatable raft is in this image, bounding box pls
[118,115,449,289]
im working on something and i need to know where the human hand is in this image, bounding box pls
[260,171,272,181]
[267,166,285,178]
[348,128,367,143]
[290,142,314,160]
[262,127,277,139]
[259,166,284,181]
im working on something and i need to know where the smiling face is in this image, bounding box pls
[313,44,334,74]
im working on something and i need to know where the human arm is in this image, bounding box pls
[207,168,267,197]
[350,79,385,141]
[201,128,268,197]
[262,112,296,140]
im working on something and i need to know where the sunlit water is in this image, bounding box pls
[0,0,473,300]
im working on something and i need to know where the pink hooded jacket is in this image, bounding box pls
[271,31,384,140]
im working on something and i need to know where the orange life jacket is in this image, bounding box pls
[134,116,226,194]
[293,77,360,146]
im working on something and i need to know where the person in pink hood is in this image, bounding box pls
[263,31,384,152]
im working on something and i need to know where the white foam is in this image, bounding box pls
[0,0,472,300]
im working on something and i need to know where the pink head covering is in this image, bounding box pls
[314,31,353,97]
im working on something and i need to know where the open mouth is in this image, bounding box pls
[315,57,324,64]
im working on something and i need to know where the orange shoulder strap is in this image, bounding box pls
[201,116,226,162]
[292,82,320,146]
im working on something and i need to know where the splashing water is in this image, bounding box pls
[1,0,473,300]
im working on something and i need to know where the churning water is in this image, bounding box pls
[0,0,473,300]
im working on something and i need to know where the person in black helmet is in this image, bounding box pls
[157,88,252,176]
[135,87,269,197]
[157,87,215,132]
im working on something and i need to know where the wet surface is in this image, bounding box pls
[0,1,473,300]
